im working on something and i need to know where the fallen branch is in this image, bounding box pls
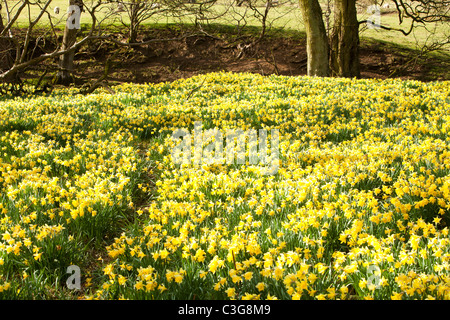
[92,33,201,48]
[81,50,120,94]
[0,34,92,81]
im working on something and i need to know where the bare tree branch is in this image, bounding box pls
[392,0,450,24]
[0,0,28,38]
[0,34,92,81]
[359,18,415,36]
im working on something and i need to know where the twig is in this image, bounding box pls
[231,250,242,299]
[185,75,207,101]
[81,50,119,94]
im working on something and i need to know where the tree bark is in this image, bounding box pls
[0,8,5,72]
[129,1,139,43]
[56,0,82,85]
[299,0,329,77]
[0,6,3,33]
[0,7,16,82]
[330,0,360,78]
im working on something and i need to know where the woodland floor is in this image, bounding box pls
[20,25,450,86]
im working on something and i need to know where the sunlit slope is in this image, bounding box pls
[0,72,449,299]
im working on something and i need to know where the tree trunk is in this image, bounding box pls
[330,0,360,78]
[129,22,138,44]
[0,7,4,33]
[128,1,140,43]
[0,9,17,82]
[56,0,82,85]
[299,0,329,77]
[0,8,6,72]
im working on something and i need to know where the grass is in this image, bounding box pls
[360,13,449,54]
[4,0,448,55]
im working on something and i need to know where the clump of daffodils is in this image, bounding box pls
[1,72,449,300]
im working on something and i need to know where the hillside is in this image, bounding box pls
[0,72,449,300]
[75,26,450,84]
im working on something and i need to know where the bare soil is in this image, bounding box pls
[37,26,450,86]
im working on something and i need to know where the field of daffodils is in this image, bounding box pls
[0,72,449,300]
